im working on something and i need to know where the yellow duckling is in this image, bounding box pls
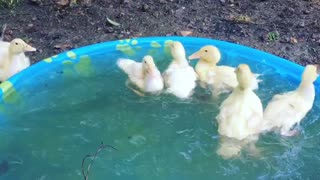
[189,45,260,96]
[216,64,263,158]
[216,64,264,140]
[163,41,197,99]
[0,38,36,82]
[262,64,319,136]
[117,55,164,96]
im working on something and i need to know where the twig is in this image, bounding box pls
[81,142,118,180]
[1,24,7,41]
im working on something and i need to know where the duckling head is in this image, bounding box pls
[9,38,36,54]
[142,55,157,75]
[189,45,221,64]
[169,41,186,61]
[302,64,319,83]
[235,64,253,90]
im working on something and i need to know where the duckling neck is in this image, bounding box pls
[2,52,15,69]
[198,59,217,68]
[196,59,217,72]
[175,57,189,66]
[297,80,315,98]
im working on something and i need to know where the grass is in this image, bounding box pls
[267,31,280,42]
[0,0,20,9]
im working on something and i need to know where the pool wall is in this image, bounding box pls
[0,36,319,102]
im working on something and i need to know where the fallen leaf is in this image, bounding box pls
[290,37,298,44]
[55,0,69,7]
[54,43,73,50]
[180,30,193,36]
[107,17,121,26]
[231,15,252,24]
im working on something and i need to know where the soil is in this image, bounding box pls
[0,0,319,65]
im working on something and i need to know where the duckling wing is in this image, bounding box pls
[144,67,164,93]
[162,62,184,88]
[246,92,264,133]
[0,41,9,49]
[7,54,31,78]
[117,58,144,89]
[262,92,309,132]
[210,66,237,96]
[163,65,197,99]
[117,58,144,78]
[216,66,238,87]
[217,90,263,140]
[217,91,250,140]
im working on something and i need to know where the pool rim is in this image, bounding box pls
[0,36,318,101]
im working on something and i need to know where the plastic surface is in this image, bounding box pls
[0,36,318,102]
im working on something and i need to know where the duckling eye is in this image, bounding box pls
[15,42,18,45]
[204,50,208,52]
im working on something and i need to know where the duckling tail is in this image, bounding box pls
[0,24,7,41]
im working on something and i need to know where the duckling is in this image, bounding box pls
[216,64,264,141]
[189,45,261,96]
[262,64,318,136]
[163,41,197,99]
[117,55,164,96]
[0,38,36,82]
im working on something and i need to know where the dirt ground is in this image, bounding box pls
[0,0,319,65]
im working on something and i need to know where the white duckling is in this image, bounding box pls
[117,55,164,95]
[163,41,197,99]
[216,64,264,141]
[0,38,36,82]
[262,64,319,136]
[189,45,260,96]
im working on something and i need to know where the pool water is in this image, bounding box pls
[0,43,320,180]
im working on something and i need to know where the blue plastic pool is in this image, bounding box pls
[0,37,319,179]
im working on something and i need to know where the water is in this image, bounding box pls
[0,47,320,180]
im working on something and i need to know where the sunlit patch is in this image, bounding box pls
[0,81,21,104]
[151,41,161,48]
[62,60,74,65]
[75,55,95,77]
[116,44,135,56]
[164,40,173,56]
[43,58,53,63]
[131,40,138,45]
[66,51,77,59]
[52,55,58,58]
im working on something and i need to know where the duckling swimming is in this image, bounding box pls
[189,45,261,96]
[117,55,164,96]
[216,64,264,158]
[0,38,36,82]
[216,64,264,140]
[163,41,197,99]
[262,64,318,136]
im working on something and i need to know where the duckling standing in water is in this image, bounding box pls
[163,41,197,99]
[216,64,264,158]
[117,55,164,96]
[0,38,36,82]
[189,45,261,96]
[262,64,319,136]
